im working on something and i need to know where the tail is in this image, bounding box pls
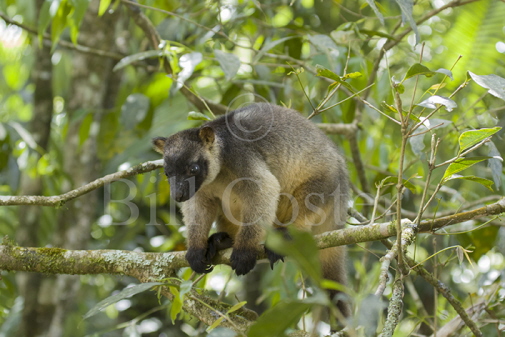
[320,245,351,318]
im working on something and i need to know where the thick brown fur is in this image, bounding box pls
[153,103,350,316]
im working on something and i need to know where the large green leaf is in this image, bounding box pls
[458,127,501,155]
[442,157,489,181]
[443,175,494,191]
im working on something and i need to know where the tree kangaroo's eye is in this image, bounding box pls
[189,164,200,175]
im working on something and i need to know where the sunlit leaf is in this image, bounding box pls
[458,127,501,155]
[316,65,341,82]
[442,157,489,181]
[443,175,494,191]
[187,111,211,121]
[207,317,225,332]
[227,301,247,314]
[83,282,164,319]
[469,71,505,101]
[169,286,182,323]
[417,95,457,112]
[343,72,362,80]
[98,0,111,16]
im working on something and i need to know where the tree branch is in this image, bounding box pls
[0,11,124,60]
[0,160,163,206]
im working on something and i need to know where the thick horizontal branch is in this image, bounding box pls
[3,198,504,275]
[0,160,163,206]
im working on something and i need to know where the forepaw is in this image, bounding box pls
[264,246,285,270]
[206,232,233,261]
[186,247,213,274]
[230,247,258,276]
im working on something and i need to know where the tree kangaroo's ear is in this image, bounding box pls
[152,137,167,154]
[199,126,215,146]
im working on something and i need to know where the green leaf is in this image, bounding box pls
[78,113,94,147]
[394,0,419,44]
[265,228,322,284]
[469,71,505,101]
[207,317,226,332]
[171,52,203,94]
[227,301,247,313]
[458,127,501,155]
[68,0,89,44]
[169,288,181,323]
[51,0,72,49]
[179,280,193,298]
[381,176,418,194]
[316,66,356,92]
[316,65,341,82]
[442,157,489,181]
[169,286,183,324]
[253,36,296,63]
[404,63,434,80]
[215,50,241,81]
[417,95,457,112]
[187,111,211,121]
[98,0,111,16]
[342,72,362,80]
[359,29,396,40]
[248,300,313,337]
[207,328,237,337]
[83,282,164,319]
[365,0,385,25]
[37,1,52,46]
[443,175,494,191]
[113,50,164,72]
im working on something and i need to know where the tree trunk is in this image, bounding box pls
[15,0,54,335]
